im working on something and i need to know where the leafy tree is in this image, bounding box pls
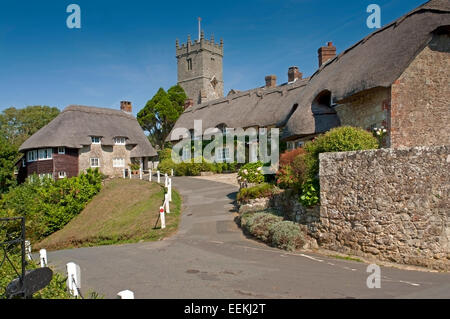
[0,105,60,148]
[137,85,186,150]
[0,136,18,194]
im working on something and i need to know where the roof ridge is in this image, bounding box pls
[63,105,135,119]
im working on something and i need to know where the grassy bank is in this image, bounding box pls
[36,179,182,251]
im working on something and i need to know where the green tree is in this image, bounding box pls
[0,105,60,147]
[0,136,18,194]
[137,85,186,150]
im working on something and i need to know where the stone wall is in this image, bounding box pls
[390,33,450,148]
[318,146,449,271]
[78,144,133,177]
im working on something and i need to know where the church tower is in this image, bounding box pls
[176,30,224,105]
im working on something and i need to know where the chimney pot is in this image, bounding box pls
[265,75,277,88]
[120,101,132,113]
[288,66,303,83]
[318,42,337,67]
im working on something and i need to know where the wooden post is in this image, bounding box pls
[66,262,81,297]
[168,178,172,202]
[139,169,143,180]
[157,171,160,183]
[160,206,166,229]
[123,169,126,179]
[165,194,170,214]
[129,169,131,179]
[171,169,174,177]
[117,290,134,299]
[164,173,168,187]
[39,249,47,267]
[149,169,152,181]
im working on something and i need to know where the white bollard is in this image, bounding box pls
[171,168,174,177]
[159,206,166,229]
[39,249,47,267]
[25,241,32,261]
[139,169,143,180]
[66,262,81,297]
[123,169,126,179]
[117,290,134,299]
[168,178,172,202]
[165,194,170,214]
[129,168,131,179]
[164,173,168,187]
[157,171,160,183]
[149,169,152,182]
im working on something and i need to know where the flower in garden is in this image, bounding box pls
[257,167,262,171]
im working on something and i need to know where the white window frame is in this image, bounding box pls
[91,136,101,144]
[216,147,231,162]
[114,137,126,145]
[22,158,26,167]
[38,148,53,161]
[113,158,125,168]
[90,158,100,168]
[27,150,37,162]
[58,171,67,179]
[39,173,53,179]
[58,147,66,154]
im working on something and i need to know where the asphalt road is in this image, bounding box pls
[45,177,450,299]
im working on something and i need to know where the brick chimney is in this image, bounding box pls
[184,98,194,110]
[120,101,132,113]
[265,75,277,88]
[318,42,336,67]
[288,66,302,83]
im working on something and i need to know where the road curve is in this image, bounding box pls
[46,177,450,299]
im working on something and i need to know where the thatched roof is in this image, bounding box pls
[19,105,157,158]
[167,78,310,141]
[283,0,450,139]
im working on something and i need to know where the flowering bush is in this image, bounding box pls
[237,161,264,185]
[276,153,307,191]
[279,148,306,167]
[237,183,275,202]
[268,221,305,251]
[373,126,388,147]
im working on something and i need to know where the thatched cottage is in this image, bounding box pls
[17,102,157,182]
[169,0,450,152]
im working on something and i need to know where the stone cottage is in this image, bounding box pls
[17,102,157,182]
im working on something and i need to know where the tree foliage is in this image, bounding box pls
[137,85,186,150]
[0,136,18,194]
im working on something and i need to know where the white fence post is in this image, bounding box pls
[157,171,160,183]
[168,178,172,202]
[164,173,168,187]
[149,169,152,182]
[39,249,47,267]
[117,290,135,299]
[171,169,174,177]
[159,206,166,229]
[129,169,132,179]
[25,241,32,261]
[165,194,170,214]
[66,262,81,297]
[139,169,143,180]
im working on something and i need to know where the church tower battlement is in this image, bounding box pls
[176,30,224,105]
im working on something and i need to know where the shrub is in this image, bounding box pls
[0,168,103,242]
[304,126,379,179]
[240,211,283,242]
[269,221,305,251]
[299,178,320,207]
[238,161,264,184]
[276,153,307,191]
[279,148,306,167]
[237,183,275,202]
[158,148,173,161]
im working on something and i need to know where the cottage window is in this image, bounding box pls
[22,159,26,167]
[91,136,101,144]
[58,147,66,154]
[58,171,67,179]
[38,148,53,160]
[39,173,52,179]
[27,150,37,162]
[216,148,231,162]
[113,158,125,168]
[90,158,100,168]
[114,137,126,145]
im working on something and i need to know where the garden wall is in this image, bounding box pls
[318,145,449,270]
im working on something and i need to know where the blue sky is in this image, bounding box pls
[0,0,425,115]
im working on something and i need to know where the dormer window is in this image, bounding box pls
[91,136,101,144]
[114,137,126,145]
[58,147,65,154]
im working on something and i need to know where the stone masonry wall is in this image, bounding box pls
[390,33,450,148]
[318,146,450,271]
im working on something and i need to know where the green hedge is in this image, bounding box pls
[237,183,275,202]
[0,168,103,242]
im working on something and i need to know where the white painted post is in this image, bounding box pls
[123,169,126,179]
[66,262,81,297]
[139,169,143,180]
[39,249,47,267]
[165,194,170,214]
[164,173,168,187]
[117,290,134,299]
[171,168,174,177]
[129,168,131,179]
[25,241,32,261]
[157,171,160,183]
[168,178,172,202]
[159,206,166,229]
[149,169,152,182]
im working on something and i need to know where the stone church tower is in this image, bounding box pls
[176,31,224,105]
